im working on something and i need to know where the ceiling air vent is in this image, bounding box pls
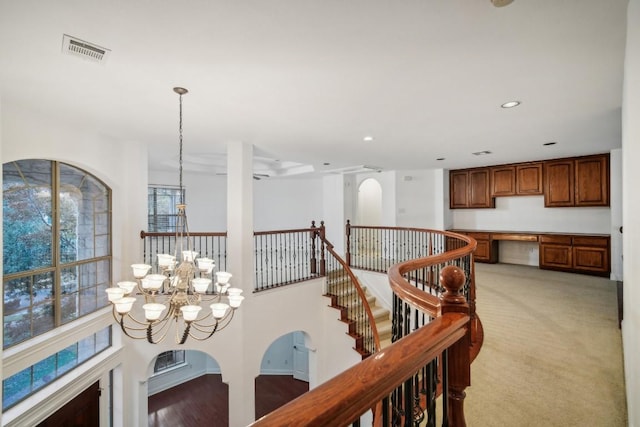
[62,34,110,63]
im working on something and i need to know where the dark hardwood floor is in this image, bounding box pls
[148,374,308,427]
[254,375,309,420]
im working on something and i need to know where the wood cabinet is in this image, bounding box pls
[490,162,543,197]
[539,235,573,269]
[449,169,494,209]
[516,163,543,195]
[574,155,609,206]
[491,166,516,196]
[572,236,610,274]
[543,159,574,206]
[539,234,610,276]
[466,232,498,263]
[449,229,610,277]
[451,154,608,208]
[450,170,470,208]
[544,154,609,207]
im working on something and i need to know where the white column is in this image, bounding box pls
[622,1,640,426]
[322,174,346,254]
[225,142,255,426]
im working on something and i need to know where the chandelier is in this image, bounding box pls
[104,87,243,344]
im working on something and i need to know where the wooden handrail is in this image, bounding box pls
[140,230,227,238]
[254,227,316,236]
[387,234,477,318]
[250,312,469,427]
[321,236,382,352]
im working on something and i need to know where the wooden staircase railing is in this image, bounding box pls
[251,265,472,427]
[141,223,482,425]
[313,221,382,356]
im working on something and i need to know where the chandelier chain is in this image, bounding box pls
[178,90,184,205]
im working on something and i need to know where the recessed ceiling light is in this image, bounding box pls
[543,142,557,146]
[323,162,330,166]
[501,101,521,108]
[472,150,492,156]
[436,158,445,161]
[363,136,374,142]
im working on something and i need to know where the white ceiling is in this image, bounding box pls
[0,0,629,178]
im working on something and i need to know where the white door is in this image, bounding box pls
[292,332,309,381]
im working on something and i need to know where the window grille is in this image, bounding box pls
[148,186,185,232]
[153,350,186,374]
[2,160,111,348]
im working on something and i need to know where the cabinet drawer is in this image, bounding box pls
[466,232,490,240]
[572,236,609,247]
[539,235,572,245]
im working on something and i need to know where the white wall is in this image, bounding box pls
[253,178,323,231]
[322,174,347,253]
[147,350,219,396]
[148,169,227,232]
[622,1,640,425]
[395,169,442,229]
[610,148,623,281]
[452,195,611,234]
[1,101,148,427]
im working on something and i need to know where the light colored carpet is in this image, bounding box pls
[465,263,627,427]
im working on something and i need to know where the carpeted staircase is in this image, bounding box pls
[325,269,393,354]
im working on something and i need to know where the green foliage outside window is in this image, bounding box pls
[2,160,112,348]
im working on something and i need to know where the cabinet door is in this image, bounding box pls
[467,232,497,263]
[491,166,516,197]
[516,163,543,195]
[572,235,610,275]
[572,246,609,274]
[468,169,494,208]
[450,171,469,208]
[575,155,609,206]
[539,243,572,270]
[544,160,574,207]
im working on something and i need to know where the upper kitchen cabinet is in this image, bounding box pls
[516,163,543,195]
[490,166,516,197]
[490,162,543,197]
[544,154,609,207]
[543,159,575,206]
[574,155,609,206]
[450,168,494,209]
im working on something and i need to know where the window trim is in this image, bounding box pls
[3,159,113,349]
[152,350,187,376]
[147,185,185,232]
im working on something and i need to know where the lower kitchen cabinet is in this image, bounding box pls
[540,234,610,276]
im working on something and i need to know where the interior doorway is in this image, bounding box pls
[37,381,100,426]
[357,178,382,225]
[255,331,310,419]
[148,350,227,426]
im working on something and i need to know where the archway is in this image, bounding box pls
[147,350,228,426]
[255,331,310,419]
[357,178,382,226]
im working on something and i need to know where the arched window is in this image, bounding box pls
[3,160,111,348]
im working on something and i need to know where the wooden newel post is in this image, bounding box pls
[440,265,471,427]
[319,221,326,276]
[310,221,317,275]
[345,220,351,267]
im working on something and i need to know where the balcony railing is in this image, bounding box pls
[139,230,228,273]
[140,222,479,426]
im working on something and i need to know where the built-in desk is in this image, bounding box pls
[449,229,610,277]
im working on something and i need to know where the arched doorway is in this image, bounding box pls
[255,331,310,419]
[148,350,227,426]
[357,178,382,225]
